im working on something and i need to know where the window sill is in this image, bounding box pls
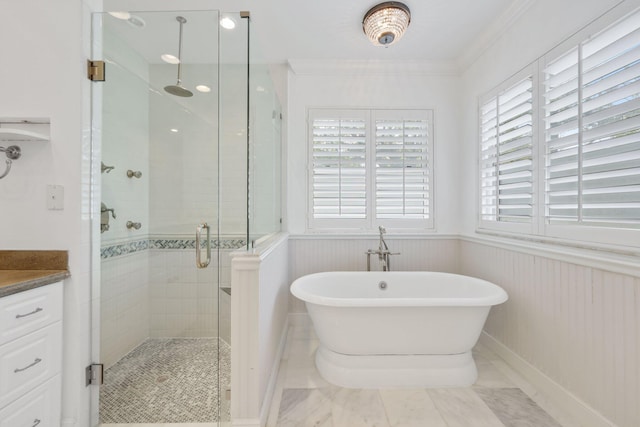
[467,230,640,278]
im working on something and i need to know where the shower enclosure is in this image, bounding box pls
[90,9,281,425]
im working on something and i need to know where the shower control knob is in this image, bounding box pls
[127,170,142,179]
[126,221,142,230]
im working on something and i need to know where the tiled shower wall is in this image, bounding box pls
[459,239,640,427]
[101,241,237,368]
[101,250,149,369]
[148,247,233,343]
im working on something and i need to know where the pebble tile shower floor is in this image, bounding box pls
[100,338,230,424]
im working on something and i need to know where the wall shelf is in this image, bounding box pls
[0,118,50,142]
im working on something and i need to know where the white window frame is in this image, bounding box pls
[307,108,435,232]
[540,5,640,248]
[478,65,538,236]
[477,4,640,249]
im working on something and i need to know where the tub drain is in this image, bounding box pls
[379,281,387,290]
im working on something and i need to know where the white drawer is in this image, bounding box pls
[0,282,63,347]
[0,322,62,409]
[0,374,61,427]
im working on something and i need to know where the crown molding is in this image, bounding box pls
[456,0,535,71]
[288,59,461,77]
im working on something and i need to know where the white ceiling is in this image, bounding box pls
[102,0,522,66]
[248,0,517,63]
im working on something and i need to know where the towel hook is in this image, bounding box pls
[0,145,21,179]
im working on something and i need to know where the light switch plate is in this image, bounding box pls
[47,185,64,210]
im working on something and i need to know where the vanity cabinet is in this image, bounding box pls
[0,281,62,426]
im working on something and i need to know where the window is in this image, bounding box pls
[309,108,433,231]
[480,74,534,231]
[544,9,640,230]
[478,6,640,247]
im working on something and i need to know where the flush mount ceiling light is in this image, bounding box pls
[108,11,131,20]
[362,2,411,46]
[161,54,180,64]
[220,16,236,30]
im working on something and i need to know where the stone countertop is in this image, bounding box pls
[0,250,70,298]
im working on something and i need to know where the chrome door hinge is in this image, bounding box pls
[87,60,105,81]
[86,363,104,386]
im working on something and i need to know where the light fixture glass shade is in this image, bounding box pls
[363,2,411,46]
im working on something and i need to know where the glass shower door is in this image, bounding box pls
[91,9,237,425]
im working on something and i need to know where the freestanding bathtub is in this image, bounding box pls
[290,271,508,388]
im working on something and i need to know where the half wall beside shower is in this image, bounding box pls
[91,9,281,425]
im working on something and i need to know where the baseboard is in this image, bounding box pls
[480,332,617,427]
[258,316,290,427]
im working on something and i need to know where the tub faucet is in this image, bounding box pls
[378,226,389,254]
[366,226,400,271]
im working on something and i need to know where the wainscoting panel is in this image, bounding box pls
[460,240,639,427]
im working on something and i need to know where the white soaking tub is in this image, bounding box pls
[290,271,508,388]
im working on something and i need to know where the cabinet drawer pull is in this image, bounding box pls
[32,419,41,427]
[14,358,42,373]
[15,307,43,319]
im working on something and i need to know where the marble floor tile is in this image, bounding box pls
[277,388,333,427]
[488,359,578,427]
[331,388,390,427]
[476,388,563,427]
[474,342,503,361]
[428,388,506,427]
[379,389,447,427]
[284,362,331,389]
[288,325,317,340]
[266,359,289,427]
[285,338,320,366]
[474,358,518,388]
[267,327,570,427]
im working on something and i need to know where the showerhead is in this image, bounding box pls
[164,16,193,98]
[164,84,193,97]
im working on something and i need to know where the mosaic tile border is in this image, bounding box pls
[100,239,148,259]
[101,238,247,259]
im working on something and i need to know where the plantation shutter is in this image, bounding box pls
[480,76,534,224]
[310,112,367,219]
[544,48,580,222]
[545,9,640,227]
[374,111,431,220]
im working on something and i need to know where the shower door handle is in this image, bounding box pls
[196,222,211,268]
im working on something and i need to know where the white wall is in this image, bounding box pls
[286,61,462,235]
[0,1,96,425]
